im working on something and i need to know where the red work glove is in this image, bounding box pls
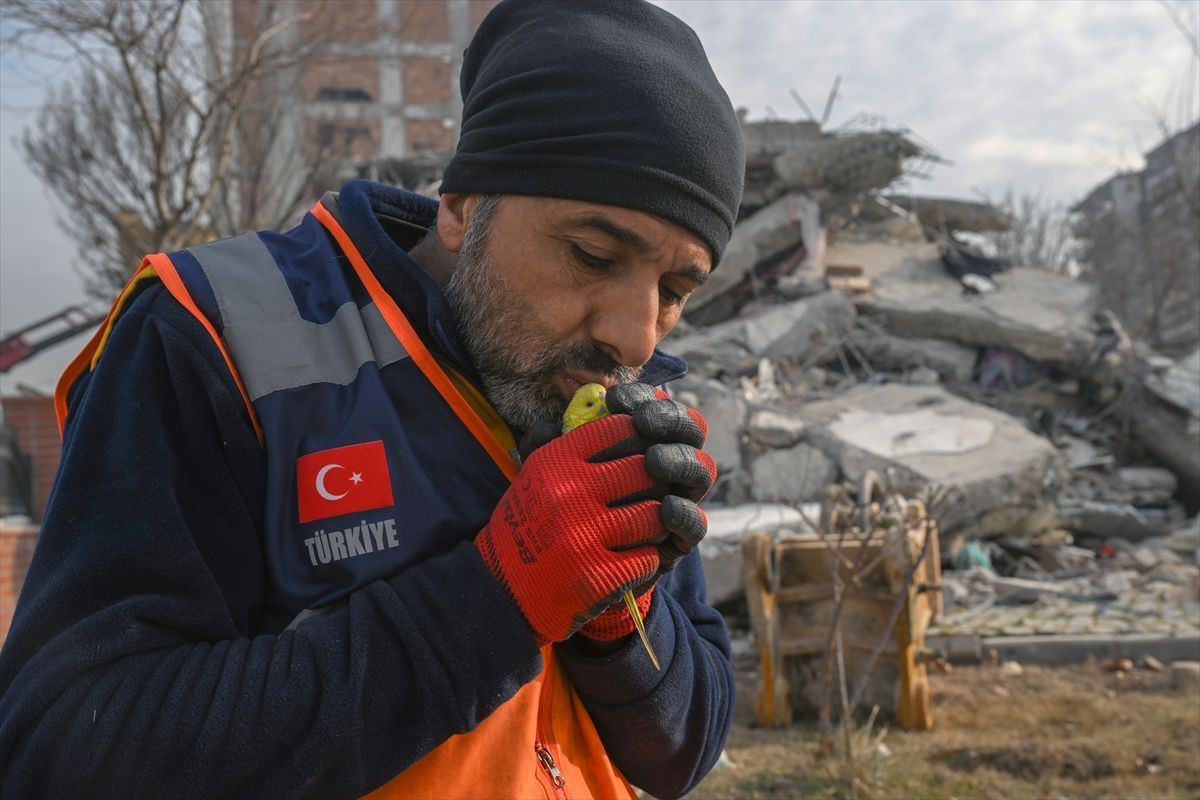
[477,413,672,645]
[576,383,716,641]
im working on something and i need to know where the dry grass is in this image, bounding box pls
[687,662,1200,799]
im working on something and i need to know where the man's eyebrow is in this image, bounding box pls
[571,214,652,252]
[569,214,710,284]
[676,264,709,286]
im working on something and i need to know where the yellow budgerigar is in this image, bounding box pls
[562,383,660,670]
[561,382,611,434]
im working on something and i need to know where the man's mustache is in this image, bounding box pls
[548,342,641,383]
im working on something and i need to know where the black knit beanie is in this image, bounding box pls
[439,0,744,264]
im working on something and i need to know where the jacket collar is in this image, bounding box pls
[333,179,688,387]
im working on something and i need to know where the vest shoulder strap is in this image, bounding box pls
[53,254,263,444]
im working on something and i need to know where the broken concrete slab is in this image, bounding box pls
[847,325,978,383]
[741,118,824,159]
[750,443,838,505]
[671,377,745,474]
[670,291,856,367]
[747,407,806,448]
[905,366,941,385]
[705,502,819,537]
[986,575,1078,600]
[883,194,1012,233]
[1145,347,1200,419]
[1164,518,1199,558]
[772,130,925,197]
[861,256,1095,362]
[686,193,816,317]
[1130,401,1200,504]
[1060,500,1169,542]
[700,502,819,605]
[822,233,938,281]
[1059,435,1115,470]
[828,407,995,458]
[797,384,1060,538]
[1117,467,1179,506]
[743,291,857,362]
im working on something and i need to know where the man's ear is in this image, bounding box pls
[437,193,477,254]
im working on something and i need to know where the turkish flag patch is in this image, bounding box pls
[296,440,394,523]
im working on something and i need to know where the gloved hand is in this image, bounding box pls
[576,383,716,641]
[477,412,676,645]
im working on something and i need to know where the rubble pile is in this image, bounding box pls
[675,116,1199,653]
[369,117,1199,656]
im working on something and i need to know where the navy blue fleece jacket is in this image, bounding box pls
[0,184,734,800]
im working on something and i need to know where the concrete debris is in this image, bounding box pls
[1134,348,1200,496]
[986,574,1078,601]
[771,131,931,199]
[747,407,806,448]
[848,322,978,383]
[1000,660,1024,676]
[670,377,745,475]
[821,234,938,282]
[740,118,823,160]
[687,193,818,320]
[862,257,1096,362]
[824,264,872,295]
[1039,544,1096,573]
[1058,436,1114,470]
[884,194,1012,234]
[669,291,856,369]
[1144,347,1200,419]
[827,407,995,459]
[905,366,941,385]
[750,443,837,504]
[1140,655,1166,672]
[648,112,1196,657]
[1060,501,1169,542]
[1164,519,1199,557]
[700,502,819,606]
[798,385,1058,538]
[1170,661,1200,690]
[1117,467,1179,507]
[689,118,948,326]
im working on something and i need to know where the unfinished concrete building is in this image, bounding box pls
[1073,122,1200,356]
[209,0,497,229]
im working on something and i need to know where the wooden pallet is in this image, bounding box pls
[741,491,941,731]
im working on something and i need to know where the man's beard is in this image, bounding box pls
[444,198,642,434]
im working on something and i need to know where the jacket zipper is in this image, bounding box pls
[535,658,569,799]
[535,742,567,797]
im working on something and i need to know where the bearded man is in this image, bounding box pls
[0,2,744,798]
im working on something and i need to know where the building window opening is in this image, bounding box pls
[317,86,373,103]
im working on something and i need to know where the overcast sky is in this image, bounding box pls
[1,0,1197,391]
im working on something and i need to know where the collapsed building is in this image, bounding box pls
[662,114,1200,680]
[2,116,1197,676]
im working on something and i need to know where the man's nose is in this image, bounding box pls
[589,283,658,369]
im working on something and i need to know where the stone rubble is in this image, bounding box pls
[661,112,1198,653]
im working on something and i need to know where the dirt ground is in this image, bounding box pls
[686,652,1200,799]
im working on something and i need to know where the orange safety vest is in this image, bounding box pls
[57,198,638,800]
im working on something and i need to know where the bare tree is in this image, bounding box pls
[979,189,1080,275]
[1,0,367,300]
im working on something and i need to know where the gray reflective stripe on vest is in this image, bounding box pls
[185,232,409,401]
